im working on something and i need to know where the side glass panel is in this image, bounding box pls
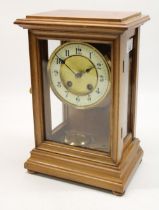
[40,39,112,153]
[122,37,134,140]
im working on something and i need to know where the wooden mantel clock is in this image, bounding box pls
[14,10,149,195]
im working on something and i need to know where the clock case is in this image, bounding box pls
[14,11,149,195]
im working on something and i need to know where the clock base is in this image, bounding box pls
[24,138,143,194]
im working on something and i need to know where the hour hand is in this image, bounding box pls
[85,66,94,73]
[76,66,94,78]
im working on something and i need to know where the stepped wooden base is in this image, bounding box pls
[24,138,143,195]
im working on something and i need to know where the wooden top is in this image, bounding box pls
[14,10,150,32]
[26,10,142,22]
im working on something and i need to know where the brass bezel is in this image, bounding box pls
[47,41,111,109]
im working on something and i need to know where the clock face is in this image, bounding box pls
[48,42,111,108]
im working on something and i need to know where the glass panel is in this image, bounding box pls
[41,40,112,152]
[48,40,63,131]
[122,38,134,139]
[127,49,133,134]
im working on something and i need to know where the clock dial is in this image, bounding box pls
[60,55,97,95]
[48,42,111,108]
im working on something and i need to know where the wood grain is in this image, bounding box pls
[28,31,45,146]
[26,10,142,22]
[25,138,143,194]
[14,10,149,31]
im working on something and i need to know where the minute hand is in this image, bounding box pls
[55,54,76,75]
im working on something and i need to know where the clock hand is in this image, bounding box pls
[55,54,76,75]
[75,66,95,78]
[85,66,94,73]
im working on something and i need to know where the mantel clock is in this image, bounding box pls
[14,10,149,195]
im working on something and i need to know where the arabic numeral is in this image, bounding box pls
[76,47,82,55]
[65,50,70,57]
[76,96,80,102]
[99,75,104,82]
[96,88,100,94]
[97,63,102,69]
[87,94,91,101]
[56,58,63,64]
[54,70,58,76]
[57,81,61,87]
[65,91,69,97]
[89,52,93,59]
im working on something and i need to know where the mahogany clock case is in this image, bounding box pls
[14,10,150,195]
